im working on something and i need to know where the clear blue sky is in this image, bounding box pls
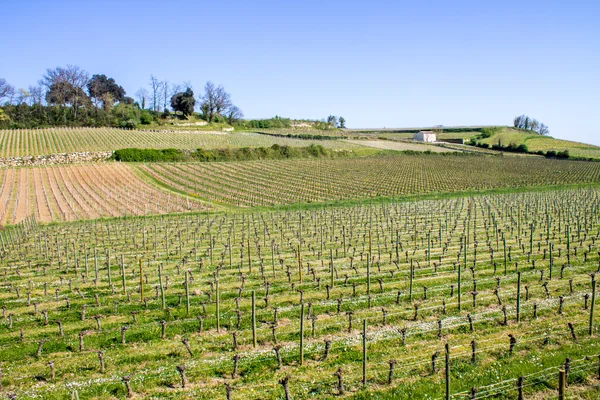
[1,0,599,144]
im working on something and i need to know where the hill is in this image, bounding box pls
[476,127,600,159]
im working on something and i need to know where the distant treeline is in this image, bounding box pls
[112,144,350,162]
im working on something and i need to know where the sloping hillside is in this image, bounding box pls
[478,128,600,159]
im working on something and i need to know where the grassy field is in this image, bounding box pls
[1,188,599,399]
[136,154,600,207]
[0,128,366,158]
[478,128,600,159]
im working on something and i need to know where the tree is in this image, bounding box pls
[200,81,232,123]
[161,80,170,112]
[0,78,15,104]
[226,105,244,125]
[170,88,196,117]
[28,84,44,105]
[513,114,549,135]
[41,65,89,92]
[42,65,90,118]
[87,74,126,110]
[338,117,346,128]
[15,88,30,105]
[149,75,161,113]
[529,119,539,132]
[0,108,9,123]
[326,115,337,129]
[45,80,91,108]
[135,88,149,109]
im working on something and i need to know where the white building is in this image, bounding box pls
[414,131,437,142]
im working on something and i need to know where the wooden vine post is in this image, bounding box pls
[409,259,414,302]
[367,254,371,296]
[445,342,451,400]
[427,232,431,269]
[216,275,220,332]
[139,259,144,302]
[567,225,571,265]
[362,319,367,387]
[558,369,566,400]
[94,248,99,282]
[300,303,305,365]
[330,248,334,289]
[158,264,165,310]
[252,290,257,348]
[121,254,126,295]
[516,271,521,323]
[185,270,190,315]
[549,242,554,279]
[503,237,507,275]
[247,239,252,273]
[107,249,112,285]
[457,262,462,311]
[298,244,302,284]
[590,274,597,335]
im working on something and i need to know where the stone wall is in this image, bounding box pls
[0,151,113,167]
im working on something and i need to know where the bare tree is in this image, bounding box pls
[135,88,149,109]
[529,119,539,132]
[513,114,549,135]
[149,75,161,113]
[0,78,15,104]
[41,65,89,92]
[16,88,30,105]
[28,85,45,105]
[41,65,90,118]
[161,79,170,112]
[200,81,232,123]
[226,105,244,125]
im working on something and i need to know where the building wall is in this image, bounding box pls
[414,133,437,142]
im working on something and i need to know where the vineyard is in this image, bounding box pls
[0,128,363,158]
[137,155,600,207]
[0,164,208,225]
[0,189,599,399]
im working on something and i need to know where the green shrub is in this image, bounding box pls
[119,119,138,129]
[140,111,154,125]
[112,148,185,162]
